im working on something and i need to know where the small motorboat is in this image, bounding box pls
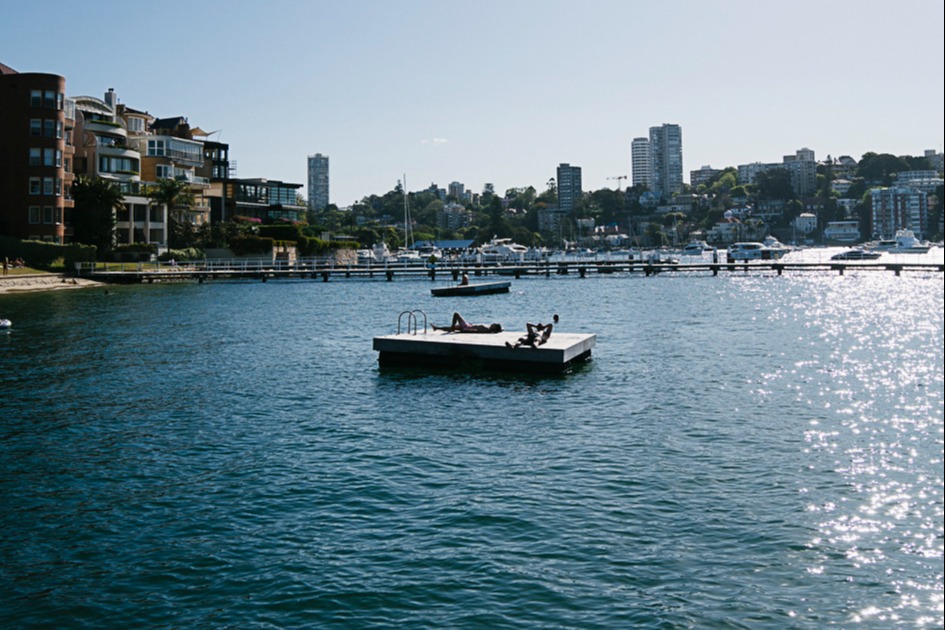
[0,319,11,329]
[831,248,881,261]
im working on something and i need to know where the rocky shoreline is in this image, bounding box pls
[0,274,105,294]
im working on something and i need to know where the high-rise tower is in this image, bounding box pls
[631,137,650,189]
[307,153,329,211]
[556,163,582,214]
[648,124,683,199]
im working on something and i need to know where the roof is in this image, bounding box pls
[150,116,188,131]
[0,62,18,75]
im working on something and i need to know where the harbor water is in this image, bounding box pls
[1,257,943,628]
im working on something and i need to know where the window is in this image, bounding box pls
[44,91,56,108]
[55,150,62,168]
[43,148,55,167]
[147,139,166,157]
[55,178,62,196]
[29,148,41,166]
[30,90,42,107]
[29,206,41,224]
[29,178,41,195]
[55,207,63,224]
[30,119,42,136]
[57,92,64,110]
[56,121,63,139]
[127,117,145,133]
[43,120,55,138]
[43,177,54,196]
[156,164,172,179]
[44,207,54,223]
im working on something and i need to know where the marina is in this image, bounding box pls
[75,248,944,286]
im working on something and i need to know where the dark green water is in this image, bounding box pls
[2,270,942,628]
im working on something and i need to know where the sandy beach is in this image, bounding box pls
[0,274,104,294]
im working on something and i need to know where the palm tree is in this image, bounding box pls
[72,175,124,256]
[149,177,195,248]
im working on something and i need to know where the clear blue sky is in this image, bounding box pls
[3,0,943,206]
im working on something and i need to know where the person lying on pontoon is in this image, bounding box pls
[506,321,553,349]
[432,312,502,333]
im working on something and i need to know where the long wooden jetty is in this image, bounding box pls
[75,256,944,285]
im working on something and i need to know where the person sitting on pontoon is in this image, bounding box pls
[506,321,553,349]
[432,312,502,333]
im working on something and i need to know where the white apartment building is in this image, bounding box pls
[631,137,650,188]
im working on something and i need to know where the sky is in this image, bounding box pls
[3,0,943,207]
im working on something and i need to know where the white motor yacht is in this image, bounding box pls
[727,241,789,261]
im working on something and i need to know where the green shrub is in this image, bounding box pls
[229,235,274,256]
[158,247,203,261]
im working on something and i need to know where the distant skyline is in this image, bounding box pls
[2,0,942,206]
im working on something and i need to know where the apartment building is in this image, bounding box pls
[307,153,329,211]
[556,163,582,214]
[0,63,74,243]
[870,187,929,239]
[648,124,683,199]
[737,148,817,197]
[630,137,650,188]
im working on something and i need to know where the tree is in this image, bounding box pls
[755,168,794,200]
[149,177,195,248]
[71,175,123,254]
[857,152,911,186]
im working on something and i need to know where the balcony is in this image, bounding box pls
[99,145,141,160]
[85,119,127,139]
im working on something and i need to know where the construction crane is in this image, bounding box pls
[607,175,627,191]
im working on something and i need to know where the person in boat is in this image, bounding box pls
[506,321,553,349]
[433,312,502,333]
[459,272,469,286]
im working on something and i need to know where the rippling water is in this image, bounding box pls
[2,259,942,628]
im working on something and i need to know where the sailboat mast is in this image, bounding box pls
[402,174,412,248]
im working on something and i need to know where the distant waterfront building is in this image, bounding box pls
[823,220,861,243]
[307,153,329,211]
[895,171,944,194]
[448,181,465,201]
[782,148,817,196]
[737,147,817,197]
[0,63,74,244]
[539,206,570,242]
[870,186,928,239]
[556,163,582,214]
[690,165,722,189]
[224,178,307,223]
[439,201,471,231]
[631,137,650,188]
[794,213,819,238]
[648,124,683,199]
[925,149,944,173]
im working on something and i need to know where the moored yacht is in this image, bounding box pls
[727,241,789,261]
[480,238,528,263]
[682,240,712,255]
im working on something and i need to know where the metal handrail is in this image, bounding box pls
[397,309,427,335]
